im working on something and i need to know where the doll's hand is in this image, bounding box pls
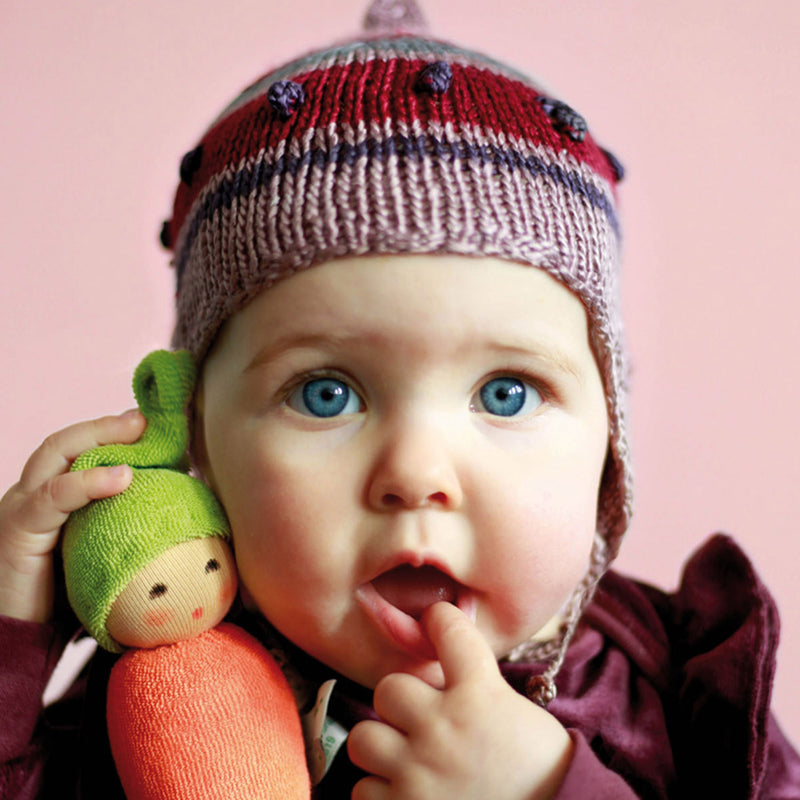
[348,602,572,800]
[0,410,144,623]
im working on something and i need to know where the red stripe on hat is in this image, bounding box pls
[170,58,616,241]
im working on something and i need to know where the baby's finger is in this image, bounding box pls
[421,601,499,688]
[19,465,133,537]
[373,671,437,735]
[19,410,145,492]
[348,719,406,782]
[351,775,391,800]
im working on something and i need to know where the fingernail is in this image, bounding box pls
[108,464,130,478]
[120,409,142,421]
[461,593,478,623]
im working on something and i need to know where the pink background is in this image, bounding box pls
[2,1,799,743]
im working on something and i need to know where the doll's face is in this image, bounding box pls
[198,254,609,689]
[106,537,237,649]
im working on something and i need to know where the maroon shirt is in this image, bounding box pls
[2,534,799,798]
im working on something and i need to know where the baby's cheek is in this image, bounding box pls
[144,608,174,628]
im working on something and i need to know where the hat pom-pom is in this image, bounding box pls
[363,0,427,34]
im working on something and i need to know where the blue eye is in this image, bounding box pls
[287,377,362,418]
[475,377,542,417]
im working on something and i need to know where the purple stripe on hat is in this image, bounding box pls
[174,131,618,288]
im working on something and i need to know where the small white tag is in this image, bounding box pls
[43,637,97,707]
[302,679,349,784]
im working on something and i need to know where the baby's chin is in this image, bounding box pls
[333,623,553,691]
[342,654,448,691]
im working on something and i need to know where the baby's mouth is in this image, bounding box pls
[356,561,474,659]
[370,565,460,621]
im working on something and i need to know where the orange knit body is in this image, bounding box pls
[106,622,310,799]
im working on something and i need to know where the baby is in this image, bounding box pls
[1,0,797,797]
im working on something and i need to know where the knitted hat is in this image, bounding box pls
[62,350,230,653]
[161,0,631,700]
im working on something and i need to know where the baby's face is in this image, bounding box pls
[198,254,608,689]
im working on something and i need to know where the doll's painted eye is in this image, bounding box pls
[287,377,363,418]
[149,583,168,600]
[473,377,543,417]
[205,558,220,573]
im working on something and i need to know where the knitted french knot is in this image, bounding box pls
[602,147,626,182]
[363,0,427,33]
[538,96,587,143]
[179,145,203,185]
[415,61,452,95]
[159,220,172,250]
[267,80,306,121]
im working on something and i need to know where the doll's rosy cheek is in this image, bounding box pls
[144,608,174,628]
[219,574,237,605]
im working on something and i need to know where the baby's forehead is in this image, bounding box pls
[215,253,595,375]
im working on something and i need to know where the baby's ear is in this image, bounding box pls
[187,377,216,490]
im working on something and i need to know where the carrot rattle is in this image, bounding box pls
[62,350,310,799]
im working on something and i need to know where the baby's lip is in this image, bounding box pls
[356,556,475,660]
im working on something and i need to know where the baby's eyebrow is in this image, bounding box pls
[482,342,585,383]
[243,331,586,382]
[243,332,363,373]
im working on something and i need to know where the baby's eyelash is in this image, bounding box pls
[278,368,360,402]
[482,368,555,402]
[273,366,559,413]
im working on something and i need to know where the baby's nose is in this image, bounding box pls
[366,422,463,511]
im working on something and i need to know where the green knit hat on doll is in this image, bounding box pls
[62,350,230,653]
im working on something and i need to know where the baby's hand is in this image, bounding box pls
[0,410,145,623]
[348,602,573,800]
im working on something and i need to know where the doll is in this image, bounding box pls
[61,350,311,800]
